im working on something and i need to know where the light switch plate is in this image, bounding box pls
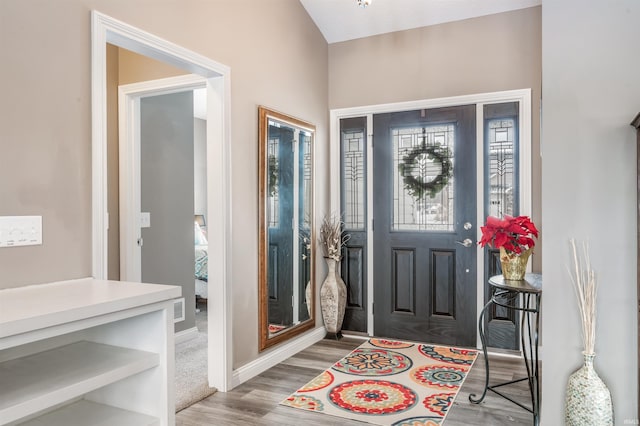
[140,212,151,228]
[0,216,43,247]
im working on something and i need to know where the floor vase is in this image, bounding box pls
[320,257,347,338]
[565,353,613,426]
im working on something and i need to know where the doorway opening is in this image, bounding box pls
[117,75,213,408]
[91,11,232,392]
[329,89,532,351]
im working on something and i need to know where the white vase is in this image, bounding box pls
[565,352,613,426]
[320,257,347,338]
[305,281,312,318]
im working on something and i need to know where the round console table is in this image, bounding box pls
[469,273,542,426]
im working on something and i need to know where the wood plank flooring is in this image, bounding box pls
[176,337,536,425]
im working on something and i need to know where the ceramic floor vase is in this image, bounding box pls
[305,281,312,318]
[565,352,613,426]
[320,257,347,337]
[499,247,532,280]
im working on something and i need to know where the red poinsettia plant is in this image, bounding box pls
[479,215,539,255]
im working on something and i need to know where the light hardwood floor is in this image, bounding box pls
[176,337,536,425]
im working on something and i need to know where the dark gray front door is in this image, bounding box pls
[373,105,477,346]
[267,125,294,326]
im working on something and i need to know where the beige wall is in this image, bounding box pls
[329,7,543,271]
[107,43,120,280]
[0,0,329,369]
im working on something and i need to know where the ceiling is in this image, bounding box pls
[299,0,541,44]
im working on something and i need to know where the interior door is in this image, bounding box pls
[373,105,477,346]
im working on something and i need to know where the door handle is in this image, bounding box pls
[455,238,474,248]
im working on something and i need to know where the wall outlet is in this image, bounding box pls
[0,216,43,247]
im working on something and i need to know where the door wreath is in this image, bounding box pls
[398,143,453,200]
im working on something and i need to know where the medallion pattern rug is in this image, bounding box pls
[281,338,478,425]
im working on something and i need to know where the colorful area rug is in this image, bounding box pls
[281,338,478,425]
[269,324,287,334]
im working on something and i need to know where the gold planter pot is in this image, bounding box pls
[499,247,532,280]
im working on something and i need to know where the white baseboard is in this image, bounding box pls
[341,332,370,341]
[174,326,199,345]
[230,327,326,389]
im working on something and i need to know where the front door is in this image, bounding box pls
[373,105,477,346]
[267,124,295,326]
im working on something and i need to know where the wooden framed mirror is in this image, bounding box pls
[258,106,315,351]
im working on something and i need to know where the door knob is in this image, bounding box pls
[455,238,473,248]
[463,222,473,230]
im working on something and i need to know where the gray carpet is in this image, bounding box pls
[175,299,217,412]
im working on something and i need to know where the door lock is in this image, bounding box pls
[455,238,473,248]
[463,222,473,230]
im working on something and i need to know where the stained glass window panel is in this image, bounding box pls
[300,132,312,230]
[487,118,516,218]
[267,135,279,228]
[341,129,366,230]
[392,124,455,232]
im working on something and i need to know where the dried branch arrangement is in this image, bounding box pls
[568,239,597,355]
[319,213,351,262]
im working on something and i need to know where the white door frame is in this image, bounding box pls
[329,89,532,348]
[91,11,233,391]
[118,75,206,282]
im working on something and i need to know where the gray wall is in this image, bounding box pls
[541,0,639,422]
[140,92,196,333]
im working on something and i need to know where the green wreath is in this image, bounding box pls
[398,143,453,200]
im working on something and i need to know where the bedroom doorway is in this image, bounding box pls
[92,11,232,393]
[118,75,207,294]
[118,76,214,407]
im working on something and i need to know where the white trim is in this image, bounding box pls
[91,11,233,392]
[230,327,325,388]
[365,115,374,337]
[329,89,532,345]
[174,326,199,345]
[330,89,532,119]
[341,332,370,341]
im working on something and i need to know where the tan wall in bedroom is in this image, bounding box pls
[328,6,542,271]
[0,0,329,369]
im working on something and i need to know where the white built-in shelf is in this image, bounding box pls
[0,278,181,340]
[0,278,180,426]
[0,341,158,424]
[17,400,159,426]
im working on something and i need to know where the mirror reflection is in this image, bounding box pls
[259,106,315,351]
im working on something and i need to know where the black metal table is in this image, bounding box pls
[469,273,542,426]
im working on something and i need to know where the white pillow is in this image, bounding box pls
[194,222,208,245]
